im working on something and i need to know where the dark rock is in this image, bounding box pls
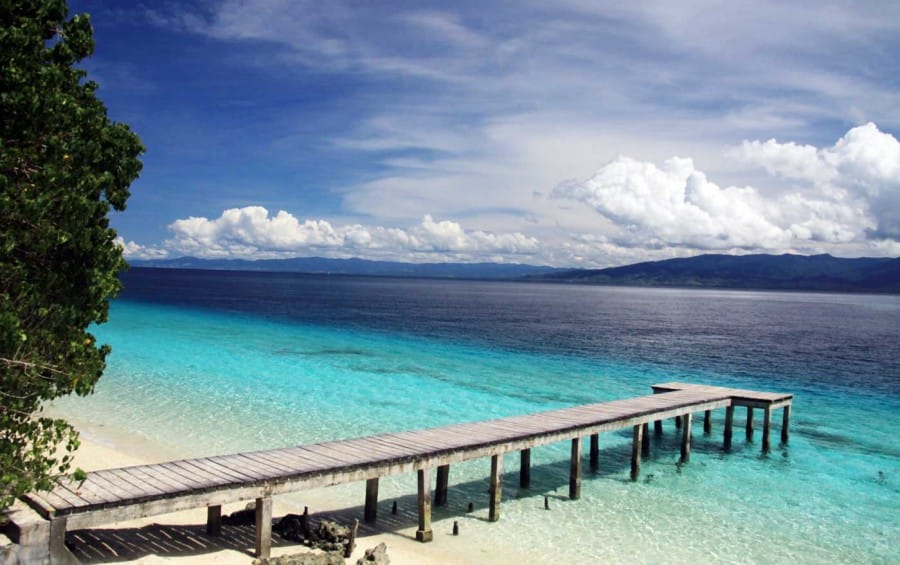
[274,514,306,541]
[356,542,390,565]
[222,502,256,525]
[315,520,350,544]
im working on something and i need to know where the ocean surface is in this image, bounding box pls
[54,268,899,563]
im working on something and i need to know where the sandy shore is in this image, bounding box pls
[62,420,528,565]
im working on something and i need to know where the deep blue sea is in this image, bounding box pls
[53,268,900,563]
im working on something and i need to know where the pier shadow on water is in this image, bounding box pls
[64,428,747,562]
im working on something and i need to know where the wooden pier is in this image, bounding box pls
[18,383,791,563]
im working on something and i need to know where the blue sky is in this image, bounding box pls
[72,0,900,266]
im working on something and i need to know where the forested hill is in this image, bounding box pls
[534,254,900,293]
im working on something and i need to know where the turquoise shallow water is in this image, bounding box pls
[52,271,900,563]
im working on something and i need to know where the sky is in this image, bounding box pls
[71,0,900,267]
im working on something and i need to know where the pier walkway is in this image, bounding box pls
[16,383,791,563]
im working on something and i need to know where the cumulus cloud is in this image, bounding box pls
[164,207,540,261]
[114,237,169,260]
[554,123,899,252]
[734,122,900,238]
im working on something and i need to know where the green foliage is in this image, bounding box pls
[0,0,144,510]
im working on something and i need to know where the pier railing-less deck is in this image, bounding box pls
[13,383,792,563]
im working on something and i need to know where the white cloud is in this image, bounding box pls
[114,237,169,260]
[554,124,900,253]
[164,207,540,261]
[734,123,900,238]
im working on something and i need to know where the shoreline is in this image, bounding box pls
[52,411,529,564]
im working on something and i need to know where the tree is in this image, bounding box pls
[0,0,144,510]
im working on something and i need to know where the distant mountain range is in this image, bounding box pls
[129,255,566,279]
[131,253,900,293]
[535,253,900,293]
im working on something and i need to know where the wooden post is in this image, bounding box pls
[49,516,73,565]
[435,465,450,506]
[746,407,754,441]
[781,404,791,444]
[762,407,771,453]
[365,478,379,523]
[704,410,712,434]
[630,424,642,481]
[589,433,599,471]
[569,438,582,500]
[345,519,359,558]
[206,505,222,536]
[674,415,682,429]
[489,454,503,522]
[680,412,692,463]
[723,405,734,450]
[654,419,663,436]
[255,496,272,558]
[641,423,650,457]
[416,469,433,542]
[519,449,531,488]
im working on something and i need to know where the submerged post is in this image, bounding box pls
[416,469,433,542]
[570,438,582,500]
[435,465,450,507]
[762,407,771,453]
[255,496,272,558]
[704,410,712,434]
[746,407,754,441]
[641,423,650,457]
[520,449,531,488]
[724,405,734,451]
[654,419,663,436]
[675,415,682,429]
[365,478,379,523]
[489,454,503,522]
[680,413,692,463]
[590,433,600,471]
[781,404,791,444]
[206,505,222,536]
[631,424,642,481]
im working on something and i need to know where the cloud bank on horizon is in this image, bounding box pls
[78,0,900,267]
[122,123,900,264]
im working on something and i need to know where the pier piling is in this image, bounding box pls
[489,455,503,522]
[746,407,754,441]
[206,505,221,537]
[365,478,379,522]
[254,496,272,558]
[416,469,433,542]
[435,465,450,506]
[520,449,531,488]
[589,434,599,471]
[781,405,791,444]
[680,413,692,463]
[724,405,734,450]
[631,424,643,480]
[569,438,582,500]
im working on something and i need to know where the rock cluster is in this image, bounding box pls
[356,542,390,565]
